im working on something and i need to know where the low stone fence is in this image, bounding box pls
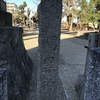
[0,27,33,100]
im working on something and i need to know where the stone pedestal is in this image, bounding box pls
[37,0,68,100]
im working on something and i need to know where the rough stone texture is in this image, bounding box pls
[0,68,7,100]
[37,0,68,100]
[0,27,33,100]
[75,33,99,100]
[83,33,100,100]
[83,50,100,100]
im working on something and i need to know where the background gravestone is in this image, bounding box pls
[0,0,12,26]
[37,0,68,100]
[84,50,100,100]
[83,20,100,100]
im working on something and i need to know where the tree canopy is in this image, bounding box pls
[18,1,27,18]
[62,0,100,30]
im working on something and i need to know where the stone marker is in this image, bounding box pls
[83,21,100,100]
[75,33,100,100]
[37,0,68,100]
[83,48,100,100]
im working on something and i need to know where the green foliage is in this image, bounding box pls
[87,0,100,23]
[34,12,38,20]
[18,1,27,19]
[16,1,27,24]
[63,0,100,28]
[19,1,27,11]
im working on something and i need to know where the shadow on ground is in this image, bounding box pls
[23,29,98,100]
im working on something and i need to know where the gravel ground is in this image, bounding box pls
[23,29,88,100]
[59,33,88,100]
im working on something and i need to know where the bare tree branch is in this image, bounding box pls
[32,0,41,6]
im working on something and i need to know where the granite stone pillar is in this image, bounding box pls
[83,25,100,99]
[37,0,68,100]
[83,49,100,100]
[75,33,99,100]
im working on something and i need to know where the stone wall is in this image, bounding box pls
[0,27,33,100]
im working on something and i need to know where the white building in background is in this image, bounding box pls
[6,2,18,15]
[6,2,18,25]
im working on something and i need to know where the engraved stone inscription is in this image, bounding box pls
[41,67,57,73]
[42,35,58,51]
[44,57,54,66]
[41,80,56,91]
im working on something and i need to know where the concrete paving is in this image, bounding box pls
[23,29,88,100]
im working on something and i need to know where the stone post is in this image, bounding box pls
[83,48,100,100]
[83,20,100,100]
[75,33,100,100]
[37,0,68,100]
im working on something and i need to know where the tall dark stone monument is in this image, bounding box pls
[37,0,68,100]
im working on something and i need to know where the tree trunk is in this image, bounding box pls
[69,14,74,31]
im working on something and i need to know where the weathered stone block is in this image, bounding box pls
[0,27,33,100]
